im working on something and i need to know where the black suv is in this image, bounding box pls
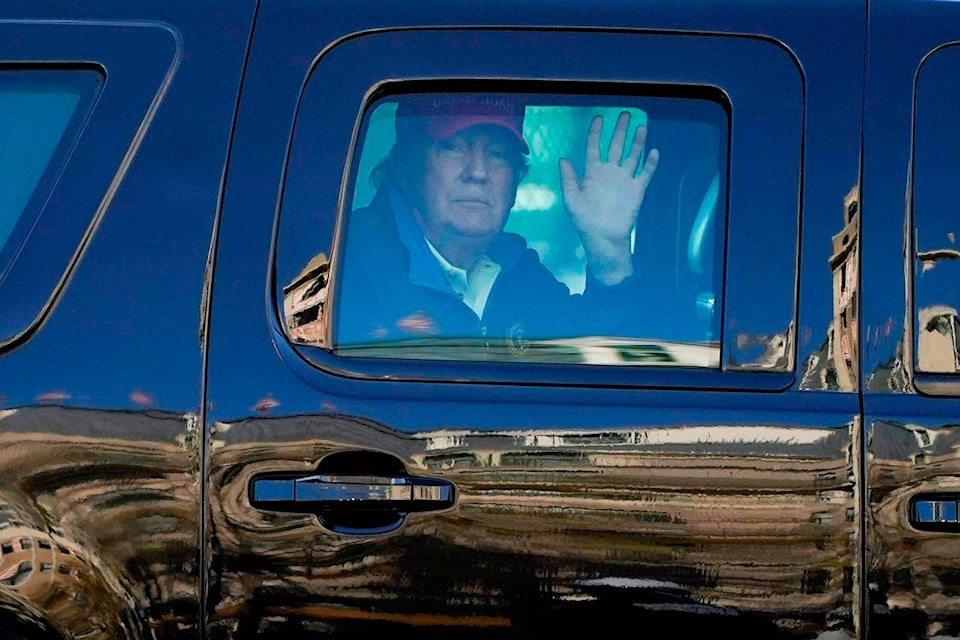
[1,1,959,638]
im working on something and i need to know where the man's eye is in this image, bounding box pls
[489,147,506,159]
[438,140,464,153]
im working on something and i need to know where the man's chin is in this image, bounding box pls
[452,225,502,242]
[447,211,506,239]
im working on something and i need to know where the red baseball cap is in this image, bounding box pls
[395,94,529,154]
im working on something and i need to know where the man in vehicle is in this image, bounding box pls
[336,94,659,347]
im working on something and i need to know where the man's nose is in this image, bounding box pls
[461,145,490,180]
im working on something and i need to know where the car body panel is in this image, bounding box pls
[0,2,257,638]
[10,1,960,638]
[862,0,960,636]
[206,0,865,636]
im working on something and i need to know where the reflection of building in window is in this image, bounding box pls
[917,305,960,372]
[802,186,859,390]
[916,234,960,373]
[918,246,960,271]
[283,252,329,347]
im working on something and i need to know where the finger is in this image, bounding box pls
[637,148,660,188]
[608,111,630,166]
[623,124,648,175]
[585,115,602,166]
[559,158,580,197]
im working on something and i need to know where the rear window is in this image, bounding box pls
[283,89,728,368]
[0,69,101,282]
[913,48,960,376]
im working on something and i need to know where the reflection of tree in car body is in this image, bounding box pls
[335,94,660,349]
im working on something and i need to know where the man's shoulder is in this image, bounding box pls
[490,230,532,268]
[345,194,413,268]
[348,193,395,238]
[341,193,409,279]
[490,231,573,298]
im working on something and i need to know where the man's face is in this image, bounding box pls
[411,125,521,249]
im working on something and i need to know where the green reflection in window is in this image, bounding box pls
[507,106,648,293]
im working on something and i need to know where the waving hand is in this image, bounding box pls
[559,111,659,285]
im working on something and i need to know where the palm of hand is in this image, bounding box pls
[559,112,659,262]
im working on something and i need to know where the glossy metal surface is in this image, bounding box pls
[0,20,179,349]
[18,0,959,637]
[800,187,860,393]
[862,0,960,637]
[0,407,198,640]
[0,1,256,637]
[209,414,857,637]
[866,416,960,638]
[208,0,865,636]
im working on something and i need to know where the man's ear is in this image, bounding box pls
[513,156,530,186]
[511,167,526,200]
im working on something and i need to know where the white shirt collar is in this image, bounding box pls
[424,239,501,319]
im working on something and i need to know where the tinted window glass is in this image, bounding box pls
[283,90,727,368]
[0,69,101,281]
[914,48,960,375]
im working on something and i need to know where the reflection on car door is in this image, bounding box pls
[862,1,960,637]
[206,1,867,637]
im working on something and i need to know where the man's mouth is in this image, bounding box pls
[453,197,490,206]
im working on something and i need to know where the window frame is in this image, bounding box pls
[0,21,181,351]
[271,28,804,391]
[910,43,960,395]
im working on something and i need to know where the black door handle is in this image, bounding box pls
[249,452,456,534]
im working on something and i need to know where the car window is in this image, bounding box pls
[273,30,802,385]
[913,47,960,376]
[282,90,728,368]
[0,69,101,281]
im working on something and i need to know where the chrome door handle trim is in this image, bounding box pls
[910,494,960,531]
[252,474,454,507]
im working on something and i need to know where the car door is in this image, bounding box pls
[0,3,255,639]
[206,0,866,637]
[862,1,960,637]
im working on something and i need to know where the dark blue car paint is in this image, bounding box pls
[0,0,957,638]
